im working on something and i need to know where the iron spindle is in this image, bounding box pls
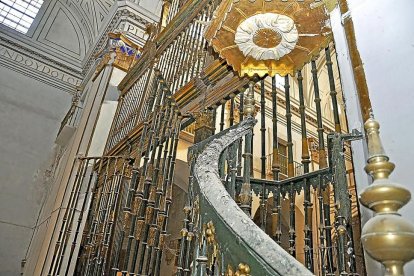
[270,76,281,244]
[185,18,200,83]
[177,24,194,89]
[102,160,128,274]
[49,157,89,275]
[190,11,205,78]
[121,81,166,275]
[311,59,334,274]
[284,75,297,258]
[229,95,235,127]
[150,110,180,275]
[289,182,297,257]
[64,158,96,275]
[88,158,112,275]
[325,46,341,132]
[298,69,314,271]
[219,101,225,132]
[139,100,175,275]
[240,82,255,215]
[133,87,169,275]
[172,26,191,92]
[260,79,267,230]
[194,9,208,75]
[95,158,121,276]
[237,92,244,176]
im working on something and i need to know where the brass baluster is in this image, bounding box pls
[360,116,414,276]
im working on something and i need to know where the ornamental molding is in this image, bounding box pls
[82,7,152,77]
[0,1,157,92]
[204,0,332,77]
[0,42,82,93]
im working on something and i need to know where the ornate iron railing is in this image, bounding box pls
[104,0,220,152]
[178,113,364,275]
[180,117,312,275]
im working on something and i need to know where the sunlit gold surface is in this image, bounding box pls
[204,0,332,77]
[360,116,414,276]
[253,28,281,48]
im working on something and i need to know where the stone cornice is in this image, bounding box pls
[0,0,160,92]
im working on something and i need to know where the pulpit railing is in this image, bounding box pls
[179,117,312,275]
[105,0,219,152]
[179,116,364,275]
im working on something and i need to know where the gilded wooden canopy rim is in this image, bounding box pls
[205,0,333,77]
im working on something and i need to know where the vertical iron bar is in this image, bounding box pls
[325,46,341,132]
[260,79,267,230]
[220,101,225,132]
[237,92,244,176]
[271,76,282,244]
[298,69,314,272]
[64,158,97,275]
[289,182,296,258]
[240,82,255,215]
[285,75,296,258]
[229,96,235,127]
[311,59,334,274]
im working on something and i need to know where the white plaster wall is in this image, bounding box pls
[88,101,118,156]
[0,66,72,275]
[139,0,163,17]
[337,0,414,274]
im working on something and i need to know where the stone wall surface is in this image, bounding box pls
[0,65,71,275]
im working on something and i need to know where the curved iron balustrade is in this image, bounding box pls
[180,117,312,275]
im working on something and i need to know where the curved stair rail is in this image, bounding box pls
[179,117,313,275]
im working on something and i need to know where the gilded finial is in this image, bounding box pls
[359,114,414,276]
[364,115,395,179]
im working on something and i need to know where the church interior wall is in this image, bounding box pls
[0,65,72,275]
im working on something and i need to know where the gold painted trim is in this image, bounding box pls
[338,0,372,121]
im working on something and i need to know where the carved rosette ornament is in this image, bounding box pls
[204,0,332,77]
[235,13,298,61]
